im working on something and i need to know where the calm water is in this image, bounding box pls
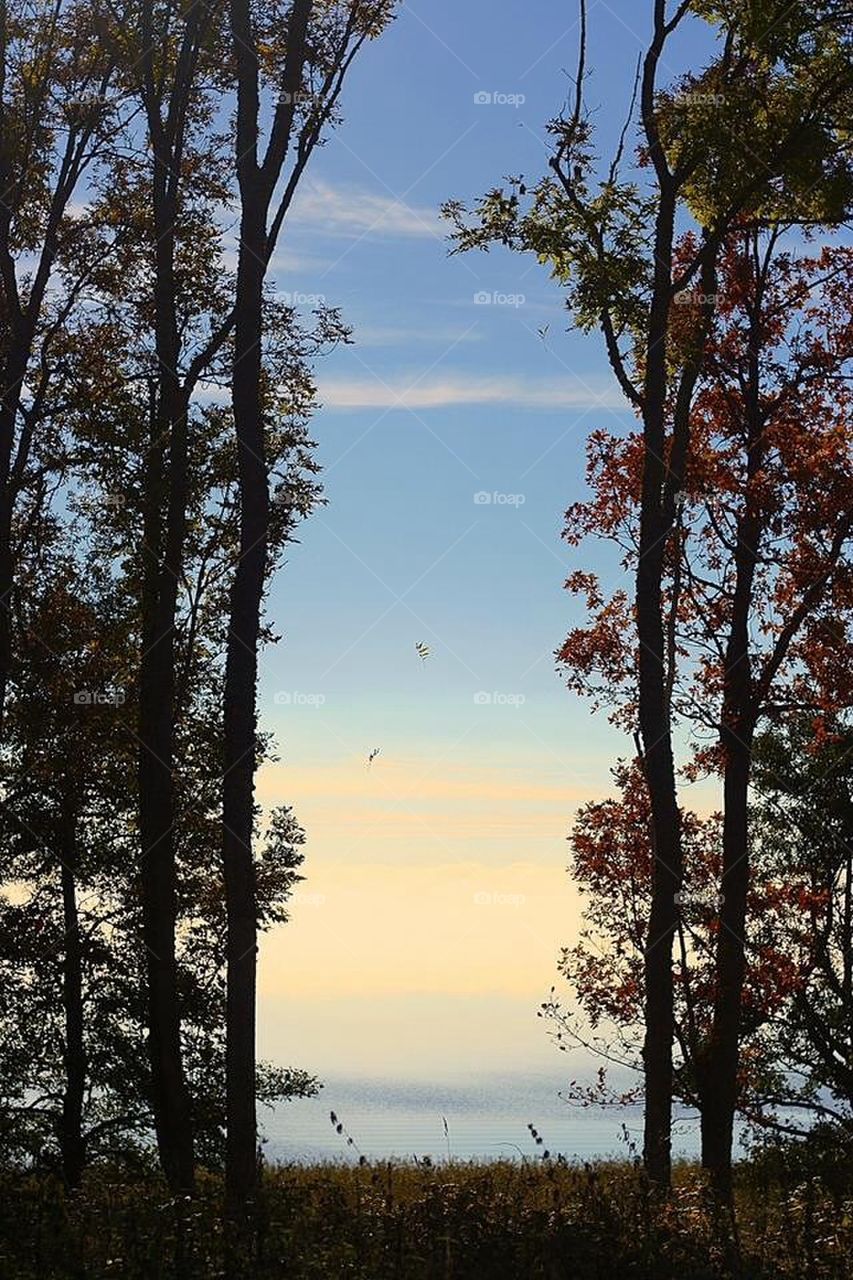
[263,1072,702,1164]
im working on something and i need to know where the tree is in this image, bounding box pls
[0,0,124,732]
[0,546,144,1185]
[0,0,400,1230]
[544,759,820,1137]
[0,132,336,1178]
[444,0,853,1188]
[748,719,853,1132]
[120,0,234,1194]
[223,0,394,1230]
[0,509,321,1186]
[555,232,853,1189]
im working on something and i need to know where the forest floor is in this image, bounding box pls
[1,1155,851,1278]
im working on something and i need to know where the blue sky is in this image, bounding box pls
[262,0,671,764]
[254,1,716,1088]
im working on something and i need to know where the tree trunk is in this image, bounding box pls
[138,361,194,1191]
[704,739,752,1196]
[134,0,225,1192]
[0,340,30,735]
[703,266,764,1196]
[223,191,267,1226]
[703,602,758,1196]
[637,181,681,1190]
[638,516,682,1188]
[59,811,86,1189]
[224,0,314,1234]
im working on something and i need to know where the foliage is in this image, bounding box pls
[540,231,853,1155]
[0,0,361,1180]
[557,234,853,740]
[543,757,822,1118]
[746,720,853,1132]
[1,1156,852,1279]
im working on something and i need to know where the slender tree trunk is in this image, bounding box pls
[703,739,752,1194]
[0,340,30,734]
[633,5,721,1186]
[0,0,26,734]
[224,0,313,1235]
[138,355,195,1191]
[704,263,764,1196]
[59,810,86,1189]
[703,605,757,1196]
[134,7,200,1183]
[637,181,681,1190]
[844,847,852,1063]
[638,513,682,1188]
[223,191,267,1225]
[135,0,226,1191]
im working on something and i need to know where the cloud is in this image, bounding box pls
[219,245,332,276]
[354,324,484,348]
[290,180,442,239]
[260,757,585,806]
[254,755,596,865]
[318,373,629,412]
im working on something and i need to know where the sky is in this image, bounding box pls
[253,1,715,1092]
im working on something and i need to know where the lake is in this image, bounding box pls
[263,1072,703,1164]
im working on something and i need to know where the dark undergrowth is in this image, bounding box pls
[1,1150,852,1279]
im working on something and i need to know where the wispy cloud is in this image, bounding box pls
[259,757,589,810]
[318,373,628,412]
[218,245,332,276]
[255,756,599,858]
[290,180,442,239]
[355,324,484,348]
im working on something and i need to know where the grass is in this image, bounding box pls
[1,1154,852,1279]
